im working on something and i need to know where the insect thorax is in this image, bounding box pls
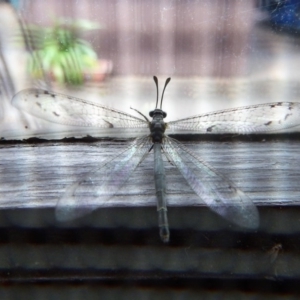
[149,109,167,143]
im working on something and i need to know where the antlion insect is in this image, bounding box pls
[12,77,300,242]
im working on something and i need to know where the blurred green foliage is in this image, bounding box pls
[27,19,100,86]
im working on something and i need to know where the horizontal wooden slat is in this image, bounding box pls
[0,137,299,289]
[0,138,299,209]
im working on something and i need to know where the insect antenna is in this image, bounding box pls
[160,77,171,109]
[153,76,159,109]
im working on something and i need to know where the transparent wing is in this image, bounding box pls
[163,136,259,229]
[12,88,148,128]
[56,136,151,221]
[168,102,300,134]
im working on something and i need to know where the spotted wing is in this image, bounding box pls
[12,88,148,128]
[163,136,259,229]
[56,136,151,221]
[168,102,300,134]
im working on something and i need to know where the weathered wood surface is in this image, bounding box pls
[0,136,299,283]
[1,137,299,210]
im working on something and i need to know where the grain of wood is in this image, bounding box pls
[0,139,299,210]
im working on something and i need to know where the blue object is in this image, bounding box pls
[260,0,300,30]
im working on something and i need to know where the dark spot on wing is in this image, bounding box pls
[35,93,39,98]
[264,121,272,126]
[25,125,28,129]
[284,113,292,120]
[44,90,55,98]
[103,119,114,128]
[36,102,41,108]
[206,125,216,132]
[270,102,282,108]
[53,111,60,117]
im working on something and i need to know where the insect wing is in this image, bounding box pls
[56,136,151,221]
[163,137,259,229]
[12,88,148,128]
[168,102,300,134]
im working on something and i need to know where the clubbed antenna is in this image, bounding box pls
[153,76,171,109]
[160,77,171,109]
[153,76,159,109]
